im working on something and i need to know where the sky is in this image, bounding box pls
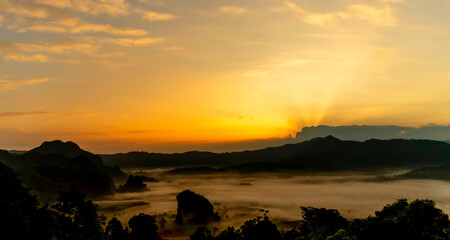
[0,0,449,153]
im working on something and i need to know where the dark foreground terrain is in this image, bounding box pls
[1,161,450,240]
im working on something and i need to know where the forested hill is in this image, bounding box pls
[101,136,450,171]
[0,140,126,199]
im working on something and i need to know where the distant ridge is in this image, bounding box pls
[295,125,450,142]
[101,136,450,172]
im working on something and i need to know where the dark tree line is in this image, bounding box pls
[190,201,450,240]
[2,161,450,240]
[0,162,161,240]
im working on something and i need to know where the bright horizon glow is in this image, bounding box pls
[0,0,449,153]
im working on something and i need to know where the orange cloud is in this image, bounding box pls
[134,9,177,21]
[0,77,49,90]
[98,37,164,46]
[220,6,247,14]
[284,0,400,27]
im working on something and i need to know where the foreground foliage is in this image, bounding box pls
[1,162,449,240]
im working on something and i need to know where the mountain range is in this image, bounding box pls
[101,136,450,172]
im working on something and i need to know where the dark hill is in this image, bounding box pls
[176,190,220,223]
[30,140,125,179]
[0,141,129,199]
[395,164,450,181]
[117,175,148,193]
[30,140,95,162]
[0,150,115,199]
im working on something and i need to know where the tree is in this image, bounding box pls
[0,162,54,240]
[52,186,105,240]
[216,227,241,240]
[298,207,348,240]
[176,190,220,223]
[190,227,215,240]
[106,217,129,240]
[128,213,162,240]
[281,230,300,240]
[239,212,281,240]
[350,199,450,240]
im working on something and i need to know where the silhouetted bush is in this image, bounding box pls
[176,189,220,223]
[52,186,106,240]
[106,217,129,240]
[0,162,54,240]
[190,227,215,240]
[2,161,450,240]
[281,230,301,240]
[240,213,281,240]
[216,227,241,240]
[298,206,348,240]
[349,199,450,240]
[128,213,162,240]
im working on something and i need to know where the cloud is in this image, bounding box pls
[0,40,100,62]
[349,4,397,26]
[3,53,49,63]
[163,46,182,51]
[0,1,147,36]
[98,37,164,46]
[220,6,247,15]
[134,9,177,21]
[283,1,304,14]
[0,109,96,118]
[9,41,98,54]
[0,77,49,90]
[0,0,61,19]
[69,22,148,36]
[11,19,148,36]
[382,0,404,2]
[36,0,129,16]
[284,0,399,27]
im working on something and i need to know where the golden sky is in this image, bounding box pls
[0,0,449,152]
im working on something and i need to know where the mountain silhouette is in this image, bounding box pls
[0,140,129,199]
[394,164,450,181]
[102,136,450,172]
[30,140,125,179]
[30,140,102,164]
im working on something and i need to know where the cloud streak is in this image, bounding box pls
[220,6,247,15]
[284,0,400,27]
[35,0,129,16]
[0,0,147,36]
[134,9,177,21]
[0,109,97,118]
[0,77,49,89]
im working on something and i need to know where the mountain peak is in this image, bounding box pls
[30,140,86,159]
[324,135,340,141]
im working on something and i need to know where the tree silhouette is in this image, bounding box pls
[281,230,301,240]
[216,227,241,240]
[350,199,450,240]
[239,212,281,240]
[106,217,129,240]
[190,227,215,240]
[128,213,162,240]
[298,206,348,240]
[0,162,54,240]
[52,186,105,240]
[176,190,220,223]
